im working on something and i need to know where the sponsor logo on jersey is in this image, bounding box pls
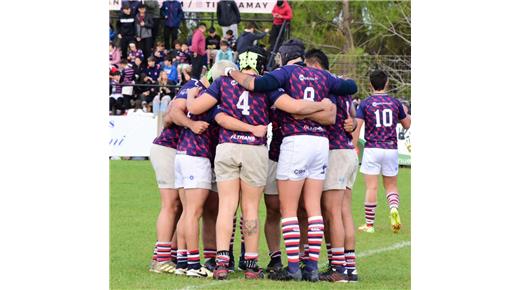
[189,175,194,180]
[231,80,238,86]
[372,102,392,107]
[230,134,256,142]
[303,125,325,132]
[298,74,317,82]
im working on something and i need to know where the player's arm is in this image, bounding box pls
[214,112,267,138]
[292,102,337,125]
[273,94,330,115]
[329,76,358,96]
[227,68,283,92]
[170,98,209,134]
[343,101,358,133]
[163,101,176,127]
[398,101,411,129]
[186,87,218,115]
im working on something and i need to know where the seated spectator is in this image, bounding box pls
[223,29,237,51]
[137,72,158,112]
[180,65,191,85]
[153,41,167,64]
[215,40,234,63]
[144,56,161,82]
[127,42,144,63]
[206,27,221,66]
[161,56,178,84]
[176,43,192,82]
[109,42,121,68]
[109,71,124,115]
[236,22,269,54]
[153,71,174,116]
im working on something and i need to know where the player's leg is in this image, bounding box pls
[184,188,211,277]
[202,191,218,271]
[240,180,265,279]
[382,149,401,233]
[343,188,358,282]
[359,148,382,232]
[297,198,308,268]
[321,190,346,276]
[264,194,282,271]
[175,188,188,275]
[214,179,240,279]
[149,144,179,273]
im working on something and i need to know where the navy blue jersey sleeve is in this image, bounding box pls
[327,95,338,105]
[356,101,366,120]
[254,66,293,92]
[266,88,286,105]
[396,99,407,120]
[207,105,221,122]
[205,77,222,102]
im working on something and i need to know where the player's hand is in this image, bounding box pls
[190,121,209,134]
[224,66,236,76]
[292,114,306,120]
[187,86,202,98]
[250,125,267,138]
[343,116,355,133]
[319,98,333,109]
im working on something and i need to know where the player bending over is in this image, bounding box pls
[225,40,358,282]
[356,70,411,234]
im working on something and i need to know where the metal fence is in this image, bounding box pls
[328,54,411,101]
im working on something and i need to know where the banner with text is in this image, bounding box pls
[109,0,276,13]
[109,114,158,157]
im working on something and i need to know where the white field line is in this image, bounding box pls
[178,240,411,290]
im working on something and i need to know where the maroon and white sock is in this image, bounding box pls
[326,243,332,265]
[281,217,300,272]
[244,252,259,269]
[386,192,400,209]
[345,249,356,272]
[171,247,178,263]
[156,241,172,262]
[307,216,325,269]
[187,249,200,270]
[331,247,346,271]
[152,241,158,261]
[204,248,216,261]
[365,202,377,226]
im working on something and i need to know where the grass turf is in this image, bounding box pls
[110,160,410,289]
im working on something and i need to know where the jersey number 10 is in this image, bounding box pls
[374,109,393,127]
[237,91,250,115]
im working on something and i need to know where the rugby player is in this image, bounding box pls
[224,40,358,282]
[148,101,183,274]
[356,70,411,233]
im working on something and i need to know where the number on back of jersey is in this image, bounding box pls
[374,109,393,127]
[237,91,250,115]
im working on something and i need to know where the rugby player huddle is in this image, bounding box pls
[147,39,411,283]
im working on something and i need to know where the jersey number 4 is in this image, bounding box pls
[237,91,250,115]
[374,109,393,127]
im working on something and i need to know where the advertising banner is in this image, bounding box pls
[109,0,276,14]
[109,114,158,157]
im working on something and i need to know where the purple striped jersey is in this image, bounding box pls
[206,76,281,145]
[328,95,355,150]
[176,88,220,160]
[111,80,122,94]
[268,107,283,162]
[128,49,143,62]
[268,64,342,137]
[356,94,407,149]
[122,64,135,84]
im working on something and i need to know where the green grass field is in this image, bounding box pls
[110,160,410,289]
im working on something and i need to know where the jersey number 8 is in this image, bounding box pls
[303,87,315,101]
[237,91,250,115]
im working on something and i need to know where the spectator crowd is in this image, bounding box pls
[109,0,293,116]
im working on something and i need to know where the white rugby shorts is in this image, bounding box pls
[360,148,399,177]
[276,135,329,181]
[174,154,213,190]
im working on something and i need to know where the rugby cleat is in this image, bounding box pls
[268,267,302,281]
[390,208,401,233]
[186,266,213,278]
[319,268,349,282]
[346,268,359,282]
[228,256,235,272]
[358,224,375,233]
[149,260,176,274]
[244,267,265,279]
[213,265,230,280]
[265,259,283,273]
[174,267,187,275]
[238,256,247,271]
[302,267,320,282]
[204,258,216,272]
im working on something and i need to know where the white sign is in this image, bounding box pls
[109,0,276,14]
[109,114,158,157]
